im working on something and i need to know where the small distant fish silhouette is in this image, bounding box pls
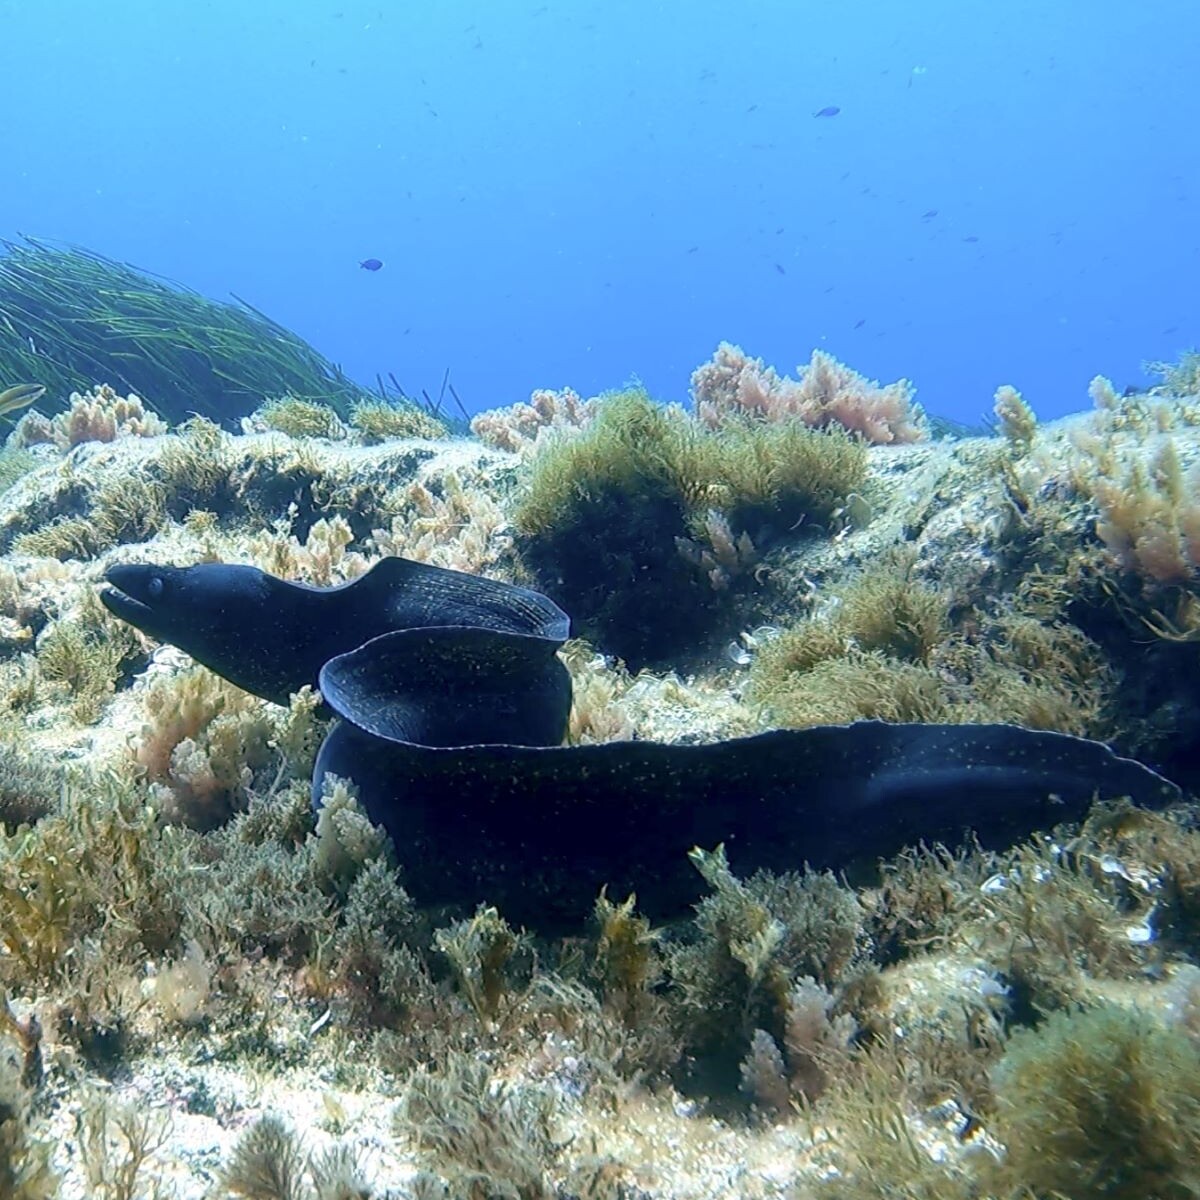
[0,382,45,418]
[962,235,980,244]
[775,263,787,275]
[853,319,866,329]
[814,105,840,117]
[920,209,938,220]
[359,258,384,271]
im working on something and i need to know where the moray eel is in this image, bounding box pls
[101,557,1182,930]
[101,557,571,716]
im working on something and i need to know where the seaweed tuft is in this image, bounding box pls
[252,396,348,441]
[350,398,448,442]
[0,744,65,830]
[992,1003,1200,1199]
[593,891,661,1027]
[396,1052,563,1200]
[434,906,531,1023]
[0,999,55,1200]
[514,387,866,663]
[667,846,863,1104]
[223,1113,308,1200]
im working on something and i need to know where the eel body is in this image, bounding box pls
[314,696,1180,929]
[101,557,1183,931]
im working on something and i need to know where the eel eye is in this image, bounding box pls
[147,575,164,599]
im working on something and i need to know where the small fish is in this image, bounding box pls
[359,258,384,271]
[962,235,980,243]
[0,383,45,417]
[775,263,787,275]
[813,105,840,117]
[920,209,938,220]
[853,318,866,329]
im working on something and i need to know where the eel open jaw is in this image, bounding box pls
[99,564,162,627]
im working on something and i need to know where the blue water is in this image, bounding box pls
[3,0,1196,424]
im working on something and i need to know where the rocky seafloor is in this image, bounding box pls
[1,374,1200,1199]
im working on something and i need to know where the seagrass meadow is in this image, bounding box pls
[0,240,376,428]
[1,352,1200,1199]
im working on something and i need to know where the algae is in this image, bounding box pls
[0,369,1196,1196]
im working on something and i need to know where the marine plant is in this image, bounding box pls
[749,559,1115,736]
[13,472,168,561]
[916,830,1157,1012]
[35,602,142,721]
[434,905,532,1023]
[992,383,1037,453]
[76,1089,172,1200]
[980,374,1200,782]
[368,471,508,575]
[0,744,64,829]
[869,841,997,964]
[308,1144,373,1200]
[0,773,179,988]
[0,239,372,427]
[250,396,349,441]
[751,649,949,727]
[0,446,35,496]
[813,1039,980,1200]
[514,386,867,661]
[396,1052,564,1200]
[311,776,390,890]
[666,845,862,1102]
[132,665,275,830]
[153,416,235,516]
[326,854,423,1028]
[12,384,167,449]
[222,1114,308,1200]
[0,559,65,646]
[592,891,661,1028]
[691,341,926,444]
[1148,347,1200,396]
[12,516,102,562]
[1074,801,1200,960]
[991,1003,1200,1199]
[170,788,335,964]
[471,385,595,453]
[223,1118,374,1200]
[746,549,954,725]
[350,397,448,442]
[0,1006,55,1200]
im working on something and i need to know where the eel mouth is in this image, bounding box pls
[99,585,151,625]
[98,564,162,629]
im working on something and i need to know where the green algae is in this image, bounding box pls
[993,1005,1200,1200]
[0,370,1197,1195]
[514,387,866,662]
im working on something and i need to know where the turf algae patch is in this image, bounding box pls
[991,1005,1200,1200]
[513,387,866,664]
